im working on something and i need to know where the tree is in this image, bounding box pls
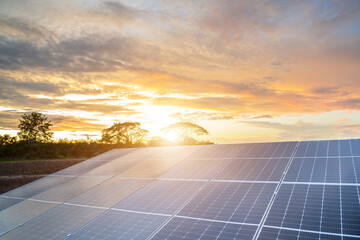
[0,134,17,145]
[100,122,149,144]
[161,122,209,144]
[17,112,53,142]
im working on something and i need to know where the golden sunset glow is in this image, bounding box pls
[0,0,359,143]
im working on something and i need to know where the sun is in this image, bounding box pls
[164,130,179,142]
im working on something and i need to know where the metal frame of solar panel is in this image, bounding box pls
[0,139,359,240]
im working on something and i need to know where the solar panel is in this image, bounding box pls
[30,177,106,202]
[0,200,58,235]
[67,178,150,208]
[0,197,23,211]
[158,159,231,180]
[186,144,245,159]
[1,204,105,240]
[80,159,143,177]
[113,180,203,214]
[115,159,183,178]
[215,158,289,181]
[1,140,359,240]
[177,182,277,224]
[150,217,257,240]
[2,176,73,198]
[65,210,168,240]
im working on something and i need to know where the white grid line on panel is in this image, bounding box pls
[0,195,26,200]
[157,178,209,182]
[111,208,172,217]
[262,224,360,239]
[253,141,300,240]
[175,215,259,227]
[147,144,249,240]
[282,181,360,186]
[212,180,279,184]
[293,155,360,158]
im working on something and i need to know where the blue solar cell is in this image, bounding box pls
[236,142,296,158]
[264,184,354,235]
[113,180,203,214]
[285,157,359,183]
[350,139,360,156]
[2,176,72,198]
[151,217,257,240]
[342,186,360,236]
[0,197,23,211]
[183,144,244,159]
[66,210,168,240]
[328,140,340,156]
[258,227,343,240]
[215,158,289,181]
[178,182,277,224]
[1,205,105,240]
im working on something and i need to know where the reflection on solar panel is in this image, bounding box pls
[0,139,359,240]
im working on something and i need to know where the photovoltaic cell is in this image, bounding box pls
[258,227,343,240]
[115,147,166,160]
[1,204,105,240]
[2,176,72,198]
[0,200,58,236]
[264,184,360,236]
[149,145,202,160]
[53,159,113,176]
[215,158,289,181]
[236,141,296,159]
[113,180,203,214]
[88,148,136,161]
[158,159,231,180]
[284,157,360,183]
[187,144,245,159]
[294,140,357,158]
[0,197,23,211]
[66,210,168,240]
[178,182,277,224]
[115,159,183,178]
[81,159,143,177]
[68,179,151,208]
[31,177,106,202]
[151,217,257,240]
[350,139,360,156]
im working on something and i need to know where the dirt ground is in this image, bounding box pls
[0,159,84,194]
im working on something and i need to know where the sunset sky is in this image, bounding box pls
[0,0,360,143]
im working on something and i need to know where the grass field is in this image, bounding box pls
[0,159,84,194]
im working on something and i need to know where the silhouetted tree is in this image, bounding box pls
[17,112,53,142]
[101,122,149,144]
[0,134,17,145]
[162,122,209,144]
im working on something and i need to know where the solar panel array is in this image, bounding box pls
[0,139,359,239]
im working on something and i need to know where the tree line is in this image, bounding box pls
[0,112,213,160]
